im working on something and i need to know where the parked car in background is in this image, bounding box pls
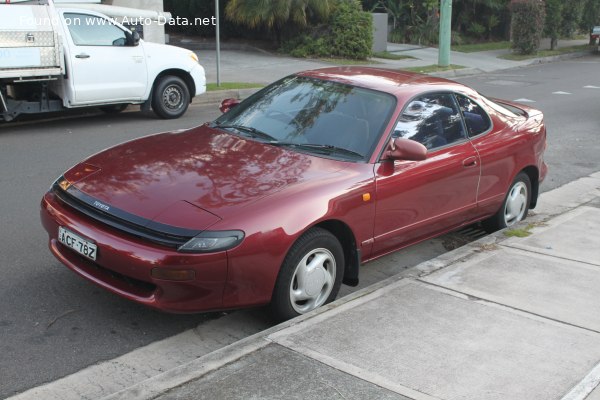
[0,0,205,121]
[592,26,600,51]
[40,67,548,321]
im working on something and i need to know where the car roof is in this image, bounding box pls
[297,67,475,99]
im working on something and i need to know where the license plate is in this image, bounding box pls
[58,227,97,261]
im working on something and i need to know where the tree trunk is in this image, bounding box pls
[550,37,557,50]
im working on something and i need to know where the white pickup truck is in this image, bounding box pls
[0,0,206,121]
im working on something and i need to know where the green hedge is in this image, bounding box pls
[283,0,372,60]
[511,0,546,54]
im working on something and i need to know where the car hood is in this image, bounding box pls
[63,125,346,230]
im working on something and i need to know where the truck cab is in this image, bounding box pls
[0,0,206,121]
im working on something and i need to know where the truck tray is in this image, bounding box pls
[0,3,64,79]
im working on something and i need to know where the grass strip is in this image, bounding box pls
[206,82,264,92]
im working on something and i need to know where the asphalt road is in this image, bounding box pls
[456,56,600,191]
[1,56,599,398]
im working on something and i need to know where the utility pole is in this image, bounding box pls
[215,0,221,86]
[438,0,452,67]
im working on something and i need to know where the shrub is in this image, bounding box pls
[330,0,373,59]
[511,0,546,54]
[282,0,373,60]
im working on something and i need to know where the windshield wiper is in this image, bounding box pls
[276,143,363,159]
[215,124,278,142]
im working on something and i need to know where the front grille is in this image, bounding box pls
[52,180,201,248]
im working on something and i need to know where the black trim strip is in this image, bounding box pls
[52,179,201,248]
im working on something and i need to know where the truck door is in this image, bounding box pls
[62,12,148,104]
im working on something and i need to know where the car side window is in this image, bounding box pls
[64,13,127,46]
[455,94,492,137]
[393,93,467,150]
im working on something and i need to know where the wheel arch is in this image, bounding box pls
[314,219,360,287]
[152,69,196,100]
[520,165,540,209]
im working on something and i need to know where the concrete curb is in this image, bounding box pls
[99,172,600,400]
[523,50,594,66]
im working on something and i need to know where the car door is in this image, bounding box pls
[62,12,148,104]
[372,92,481,256]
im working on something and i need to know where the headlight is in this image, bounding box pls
[178,230,244,253]
[189,52,199,63]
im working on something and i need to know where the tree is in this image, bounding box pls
[560,0,584,38]
[225,0,333,42]
[544,0,562,50]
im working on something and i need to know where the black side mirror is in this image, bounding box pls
[126,30,141,46]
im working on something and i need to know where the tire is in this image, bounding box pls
[99,104,128,114]
[269,228,344,322]
[483,172,532,232]
[151,76,190,119]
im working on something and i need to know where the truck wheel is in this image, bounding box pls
[152,76,190,119]
[269,228,344,322]
[99,104,128,114]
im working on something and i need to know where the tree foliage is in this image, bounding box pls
[544,0,562,50]
[225,0,333,30]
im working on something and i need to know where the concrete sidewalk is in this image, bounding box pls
[88,172,600,400]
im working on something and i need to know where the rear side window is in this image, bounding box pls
[393,93,467,150]
[455,94,491,137]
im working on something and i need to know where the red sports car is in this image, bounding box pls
[40,67,547,321]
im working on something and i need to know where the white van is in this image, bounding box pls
[0,0,206,121]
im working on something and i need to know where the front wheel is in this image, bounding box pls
[152,76,190,119]
[483,172,532,232]
[270,228,344,322]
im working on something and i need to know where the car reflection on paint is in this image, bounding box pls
[40,67,548,321]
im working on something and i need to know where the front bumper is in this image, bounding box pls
[40,191,227,313]
[190,63,207,98]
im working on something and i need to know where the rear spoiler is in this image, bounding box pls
[489,97,542,119]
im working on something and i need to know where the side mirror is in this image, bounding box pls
[220,98,240,114]
[386,137,427,161]
[126,30,140,46]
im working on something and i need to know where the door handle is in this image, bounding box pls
[75,53,90,59]
[462,156,478,168]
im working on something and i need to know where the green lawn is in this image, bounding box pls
[499,44,594,61]
[401,64,466,73]
[206,82,264,91]
[372,51,416,60]
[452,41,511,53]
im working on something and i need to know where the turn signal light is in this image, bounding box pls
[151,268,195,281]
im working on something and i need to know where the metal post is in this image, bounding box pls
[215,0,221,87]
[438,0,452,68]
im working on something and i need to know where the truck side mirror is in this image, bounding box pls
[220,98,240,114]
[126,31,140,46]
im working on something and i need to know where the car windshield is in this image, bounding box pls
[213,76,396,161]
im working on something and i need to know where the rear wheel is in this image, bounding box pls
[270,228,344,322]
[483,172,531,231]
[152,76,190,119]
